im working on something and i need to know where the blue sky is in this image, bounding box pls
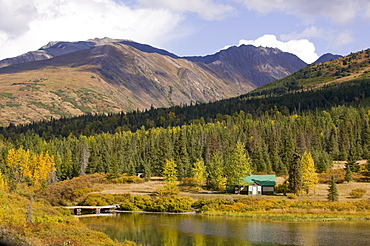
[1,0,370,63]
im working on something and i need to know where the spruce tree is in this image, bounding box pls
[207,152,226,191]
[192,159,206,190]
[174,129,190,178]
[226,141,252,186]
[327,175,339,202]
[344,165,353,183]
[288,150,302,195]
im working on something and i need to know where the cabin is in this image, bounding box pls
[226,174,276,195]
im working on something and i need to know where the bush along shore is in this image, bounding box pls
[76,192,370,222]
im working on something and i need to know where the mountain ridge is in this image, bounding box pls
[0,39,307,126]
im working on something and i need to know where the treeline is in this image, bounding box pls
[1,79,370,140]
[1,104,370,183]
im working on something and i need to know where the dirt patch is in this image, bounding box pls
[303,182,370,201]
[95,177,370,201]
[98,180,164,196]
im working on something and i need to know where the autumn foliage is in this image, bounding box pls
[5,147,55,190]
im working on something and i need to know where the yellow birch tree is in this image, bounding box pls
[301,151,318,194]
[192,159,206,190]
[162,159,179,193]
[6,148,55,190]
[24,151,56,190]
[5,147,30,186]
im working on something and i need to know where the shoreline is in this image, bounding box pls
[75,208,370,222]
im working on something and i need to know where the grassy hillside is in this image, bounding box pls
[0,66,126,126]
[250,49,370,96]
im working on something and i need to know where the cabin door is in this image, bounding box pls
[251,186,258,195]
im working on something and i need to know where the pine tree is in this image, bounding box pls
[288,150,302,195]
[327,175,339,201]
[226,141,252,186]
[301,152,318,194]
[346,160,359,173]
[192,159,206,190]
[207,152,226,191]
[174,129,191,178]
[344,165,353,183]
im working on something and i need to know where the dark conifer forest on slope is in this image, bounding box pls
[1,49,370,183]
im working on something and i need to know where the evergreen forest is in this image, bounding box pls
[2,78,370,186]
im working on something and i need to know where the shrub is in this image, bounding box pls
[287,194,296,199]
[148,196,194,212]
[275,183,290,195]
[119,195,153,211]
[71,187,95,200]
[134,195,152,210]
[36,173,106,205]
[349,188,367,198]
[153,187,178,197]
[192,198,235,212]
[107,173,144,184]
[180,177,196,186]
[80,193,116,206]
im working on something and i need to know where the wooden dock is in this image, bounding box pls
[64,204,120,215]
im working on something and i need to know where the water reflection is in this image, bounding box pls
[80,213,370,246]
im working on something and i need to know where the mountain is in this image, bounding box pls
[250,48,370,96]
[0,38,179,68]
[2,48,370,139]
[313,53,343,64]
[0,38,306,126]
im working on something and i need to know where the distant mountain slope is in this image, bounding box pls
[187,45,306,88]
[0,39,306,126]
[250,49,370,96]
[313,53,343,64]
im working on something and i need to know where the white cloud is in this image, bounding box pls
[0,0,186,60]
[137,0,235,20]
[0,1,38,37]
[238,0,368,25]
[280,26,325,40]
[234,34,319,64]
[334,32,355,48]
[282,27,355,49]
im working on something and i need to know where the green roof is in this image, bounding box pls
[240,174,276,186]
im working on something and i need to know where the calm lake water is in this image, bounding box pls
[80,213,370,246]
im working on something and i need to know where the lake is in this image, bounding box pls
[80,213,370,246]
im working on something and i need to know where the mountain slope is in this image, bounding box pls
[0,38,180,69]
[313,53,343,64]
[0,39,306,126]
[187,45,306,88]
[250,49,370,96]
